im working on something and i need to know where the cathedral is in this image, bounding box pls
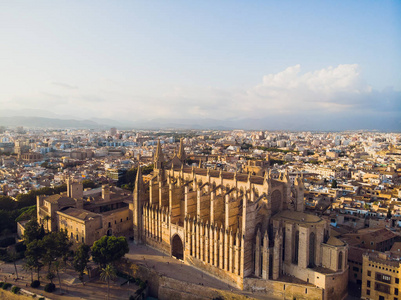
[132,139,348,299]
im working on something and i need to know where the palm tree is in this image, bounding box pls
[54,261,63,293]
[23,257,35,282]
[8,251,19,279]
[46,272,55,284]
[100,264,116,300]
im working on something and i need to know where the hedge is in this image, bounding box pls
[44,283,55,293]
[11,286,20,294]
[31,280,40,288]
[2,282,12,290]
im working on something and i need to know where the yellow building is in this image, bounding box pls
[36,179,133,246]
[362,252,401,300]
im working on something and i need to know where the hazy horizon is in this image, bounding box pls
[0,1,400,130]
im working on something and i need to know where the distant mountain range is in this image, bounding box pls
[0,116,106,129]
[0,109,399,132]
[0,115,399,132]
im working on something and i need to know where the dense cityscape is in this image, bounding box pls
[0,126,400,299]
[1,1,400,299]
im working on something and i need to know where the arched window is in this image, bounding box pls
[293,231,299,264]
[309,232,315,267]
[324,229,329,243]
[338,251,343,270]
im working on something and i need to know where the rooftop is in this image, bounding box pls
[58,207,99,221]
[272,210,325,224]
[45,194,76,207]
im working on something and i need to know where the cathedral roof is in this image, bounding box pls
[272,210,325,224]
[174,167,271,185]
[326,236,346,247]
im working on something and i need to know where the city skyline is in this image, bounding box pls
[0,1,400,130]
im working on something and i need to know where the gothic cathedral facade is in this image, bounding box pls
[131,140,348,299]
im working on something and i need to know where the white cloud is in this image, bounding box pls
[146,64,399,124]
[247,64,372,115]
[0,64,399,127]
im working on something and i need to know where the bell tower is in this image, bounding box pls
[131,167,146,242]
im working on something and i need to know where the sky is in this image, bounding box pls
[0,1,400,129]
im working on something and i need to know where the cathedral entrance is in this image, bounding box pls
[171,235,184,260]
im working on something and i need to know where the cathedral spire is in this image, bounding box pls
[284,168,290,183]
[134,166,144,193]
[177,138,186,162]
[155,139,165,162]
[132,165,145,242]
[154,139,165,170]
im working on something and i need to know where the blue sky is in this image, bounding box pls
[0,1,400,129]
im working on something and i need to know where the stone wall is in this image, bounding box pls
[186,254,243,289]
[244,278,323,300]
[116,259,160,297]
[324,269,348,300]
[159,276,251,300]
[117,258,254,300]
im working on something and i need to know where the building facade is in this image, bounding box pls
[362,252,401,300]
[36,179,132,246]
[132,140,349,299]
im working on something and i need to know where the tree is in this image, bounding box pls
[240,143,252,150]
[123,165,154,191]
[73,244,91,285]
[0,196,17,210]
[54,261,63,292]
[7,250,19,279]
[100,264,116,300]
[16,191,37,208]
[41,230,71,283]
[15,184,66,209]
[387,208,392,219]
[46,272,56,285]
[82,179,96,189]
[23,219,45,245]
[25,239,45,281]
[0,209,19,235]
[53,184,67,194]
[331,179,338,189]
[91,236,129,267]
[142,164,154,175]
[124,167,138,191]
[15,205,37,222]
[23,257,36,282]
